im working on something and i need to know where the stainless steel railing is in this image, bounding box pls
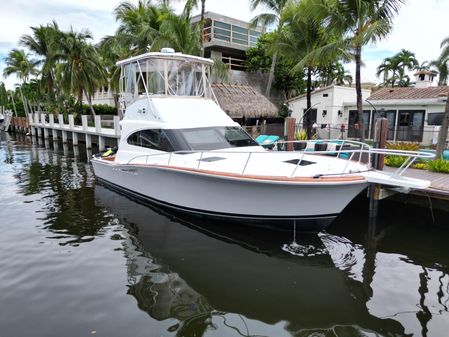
[124,139,435,178]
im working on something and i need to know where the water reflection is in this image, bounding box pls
[11,135,113,246]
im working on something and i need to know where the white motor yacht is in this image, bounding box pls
[91,50,432,231]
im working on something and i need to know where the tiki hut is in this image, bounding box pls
[211,83,278,119]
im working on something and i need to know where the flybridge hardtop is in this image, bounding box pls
[91,50,433,231]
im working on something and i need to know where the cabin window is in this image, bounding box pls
[127,129,174,152]
[178,127,258,150]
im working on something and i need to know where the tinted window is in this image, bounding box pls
[428,113,444,126]
[127,129,174,152]
[178,127,258,151]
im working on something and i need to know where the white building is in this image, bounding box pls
[287,85,372,139]
[288,73,449,145]
[345,71,448,145]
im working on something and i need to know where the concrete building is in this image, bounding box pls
[192,12,263,71]
[287,85,372,139]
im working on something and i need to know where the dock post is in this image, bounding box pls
[62,130,68,143]
[81,115,88,132]
[94,115,101,133]
[68,114,75,130]
[369,117,389,217]
[50,114,56,139]
[28,113,34,136]
[113,116,121,136]
[98,136,105,151]
[285,117,296,151]
[72,132,78,145]
[85,134,92,149]
[34,113,40,139]
[41,114,49,139]
[58,114,64,128]
[82,115,92,148]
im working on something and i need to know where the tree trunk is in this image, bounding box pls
[199,0,206,57]
[265,51,277,98]
[435,92,449,159]
[19,86,29,117]
[355,45,365,142]
[85,90,96,116]
[201,0,205,22]
[305,66,312,139]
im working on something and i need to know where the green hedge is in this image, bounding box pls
[82,104,117,115]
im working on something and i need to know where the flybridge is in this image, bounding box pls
[117,50,215,114]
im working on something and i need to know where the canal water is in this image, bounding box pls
[1,132,449,337]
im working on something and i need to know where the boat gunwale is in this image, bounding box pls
[92,157,368,185]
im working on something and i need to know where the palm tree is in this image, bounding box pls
[105,0,171,56]
[435,36,449,159]
[275,0,339,138]
[394,49,418,72]
[376,57,394,86]
[3,49,38,83]
[151,12,202,55]
[58,28,104,114]
[249,0,288,98]
[3,49,39,116]
[430,58,448,86]
[19,21,61,94]
[305,0,406,141]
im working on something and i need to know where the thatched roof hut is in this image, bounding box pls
[211,83,278,119]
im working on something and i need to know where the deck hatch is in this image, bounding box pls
[197,156,226,162]
[284,159,315,166]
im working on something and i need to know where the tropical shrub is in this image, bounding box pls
[386,142,420,151]
[412,162,428,170]
[384,155,406,167]
[384,142,421,167]
[427,158,449,174]
[295,129,308,140]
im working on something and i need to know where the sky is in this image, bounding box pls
[0,0,448,89]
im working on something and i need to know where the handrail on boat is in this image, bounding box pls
[123,139,434,179]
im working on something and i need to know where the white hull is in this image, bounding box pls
[92,159,368,231]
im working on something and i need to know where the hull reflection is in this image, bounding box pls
[95,185,407,336]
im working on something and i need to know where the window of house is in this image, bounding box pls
[323,93,329,97]
[399,112,411,126]
[428,113,445,125]
[419,74,425,81]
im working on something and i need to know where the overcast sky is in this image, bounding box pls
[1,0,448,89]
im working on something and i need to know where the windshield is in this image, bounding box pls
[177,127,258,151]
[126,127,259,152]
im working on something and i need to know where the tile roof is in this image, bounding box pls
[368,87,449,100]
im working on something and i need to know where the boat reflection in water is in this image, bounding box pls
[95,185,414,336]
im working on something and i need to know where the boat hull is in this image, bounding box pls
[92,160,368,231]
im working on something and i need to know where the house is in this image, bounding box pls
[287,85,372,139]
[345,72,448,145]
[288,73,449,145]
[191,12,262,71]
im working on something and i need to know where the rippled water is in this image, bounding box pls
[1,132,449,337]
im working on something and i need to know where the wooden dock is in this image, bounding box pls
[12,112,121,150]
[384,166,449,200]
